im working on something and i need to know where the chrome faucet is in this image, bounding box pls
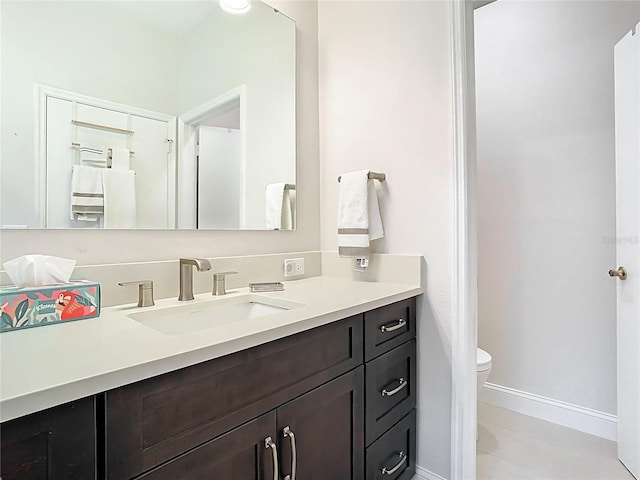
[179,257,211,301]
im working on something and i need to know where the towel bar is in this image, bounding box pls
[71,119,134,135]
[337,171,386,182]
[71,143,136,156]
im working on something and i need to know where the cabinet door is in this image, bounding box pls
[137,412,277,480]
[0,396,96,480]
[276,367,364,480]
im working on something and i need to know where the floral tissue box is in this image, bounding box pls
[0,280,100,333]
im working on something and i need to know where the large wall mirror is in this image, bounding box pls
[0,0,296,230]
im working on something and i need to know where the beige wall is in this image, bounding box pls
[476,0,640,415]
[318,1,455,477]
[0,0,320,265]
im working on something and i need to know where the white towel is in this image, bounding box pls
[102,169,136,229]
[70,165,104,222]
[266,183,294,230]
[111,147,130,170]
[289,189,297,230]
[337,170,384,259]
[79,145,108,167]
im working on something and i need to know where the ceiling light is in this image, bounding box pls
[219,0,250,15]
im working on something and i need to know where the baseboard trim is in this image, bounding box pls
[480,382,617,441]
[414,465,448,480]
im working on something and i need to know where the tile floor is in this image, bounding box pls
[477,402,636,480]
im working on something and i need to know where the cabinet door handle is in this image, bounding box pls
[264,436,279,480]
[381,377,408,397]
[282,426,297,480]
[380,318,406,333]
[381,451,407,476]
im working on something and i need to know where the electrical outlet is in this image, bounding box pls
[284,258,305,277]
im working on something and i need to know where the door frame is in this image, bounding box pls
[178,85,247,229]
[449,1,478,479]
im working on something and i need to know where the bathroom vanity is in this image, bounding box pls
[0,278,420,480]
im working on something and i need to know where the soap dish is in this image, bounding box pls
[249,282,284,293]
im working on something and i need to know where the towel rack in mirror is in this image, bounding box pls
[71,143,136,156]
[337,171,386,182]
[284,184,296,190]
[71,119,134,135]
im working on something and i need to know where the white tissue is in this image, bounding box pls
[3,255,76,288]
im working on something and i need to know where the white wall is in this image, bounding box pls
[179,1,296,229]
[0,1,180,227]
[318,2,454,477]
[0,0,319,264]
[475,1,640,415]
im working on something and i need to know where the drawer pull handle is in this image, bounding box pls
[381,377,408,397]
[283,426,297,480]
[381,451,407,475]
[380,318,406,333]
[264,436,279,480]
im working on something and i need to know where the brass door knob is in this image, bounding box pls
[609,266,627,280]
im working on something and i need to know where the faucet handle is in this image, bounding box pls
[213,271,238,280]
[212,271,238,296]
[119,280,155,307]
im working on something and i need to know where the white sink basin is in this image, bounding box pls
[127,294,303,336]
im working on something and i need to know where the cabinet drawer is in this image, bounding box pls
[365,340,416,446]
[135,412,276,480]
[364,298,416,361]
[106,314,363,480]
[365,410,416,480]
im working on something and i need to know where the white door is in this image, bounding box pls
[43,88,176,229]
[614,24,640,480]
[197,126,241,229]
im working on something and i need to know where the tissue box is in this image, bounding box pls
[0,280,100,333]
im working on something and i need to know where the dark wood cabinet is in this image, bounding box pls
[106,314,363,479]
[0,396,96,480]
[277,367,365,480]
[137,367,365,480]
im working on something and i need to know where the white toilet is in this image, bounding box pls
[476,348,492,440]
[477,348,492,396]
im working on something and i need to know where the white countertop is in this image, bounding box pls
[0,276,422,422]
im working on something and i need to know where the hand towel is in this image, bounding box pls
[111,147,130,170]
[102,169,136,229]
[337,170,384,259]
[70,165,104,222]
[266,183,294,230]
[289,189,297,230]
[79,145,108,167]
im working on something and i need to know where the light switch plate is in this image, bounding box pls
[284,258,304,277]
